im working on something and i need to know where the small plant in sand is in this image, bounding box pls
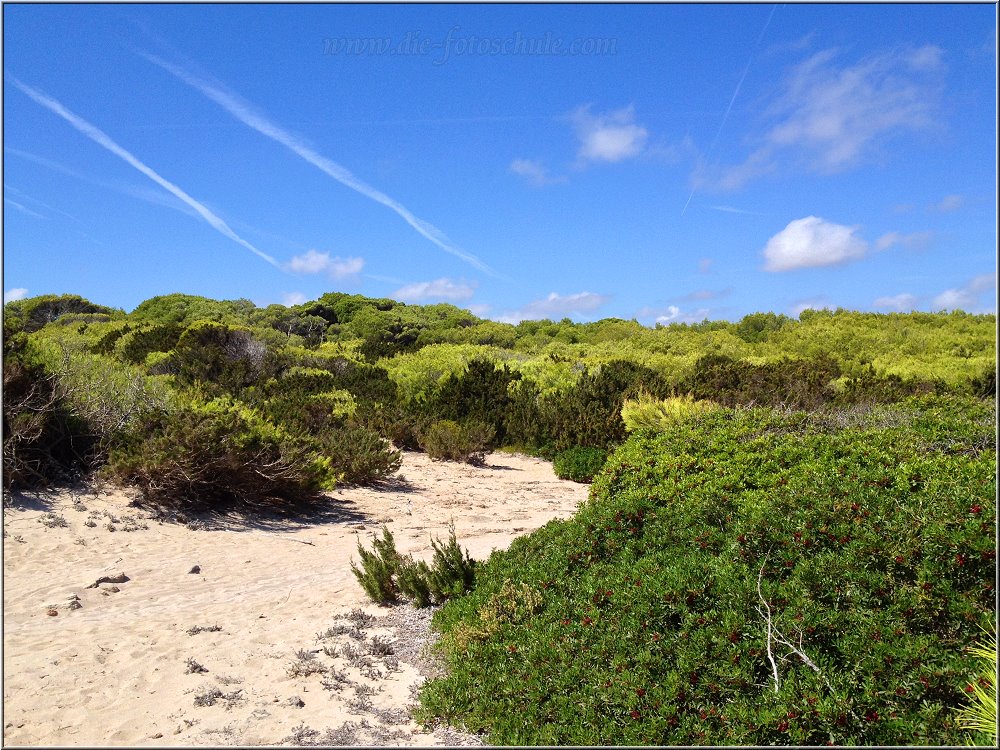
[347,608,376,628]
[351,526,403,604]
[321,667,353,693]
[39,512,68,528]
[193,686,222,706]
[287,649,327,677]
[185,657,209,674]
[186,624,222,636]
[352,524,476,608]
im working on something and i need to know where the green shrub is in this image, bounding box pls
[553,446,608,483]
[2,334,169,489]
[353,402,429,451]
[621,393,721,432]
[683,354,841,409]
[172,321,282,394]
[538,360,671,453]
[428,358,520,446]
[351,526,403,604]
[396,558,434,608]
[2,341,81,488]
[833,364,939,405]
[3,294,117,334]
[424,523,478,602]
[103,396,335,512]
[318,426,402,485]
[353,524,476,607]
[418,396,996,745]
[969,364,996,399]
[114,323,185,364]
[420,419,494,465]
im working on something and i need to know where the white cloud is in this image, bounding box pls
[875,230,934,252]
[707,45,943,190]
[286,250,364,279]
[697,258,714,274]
[509,158,564,187]
[873,293,919,311]
[4,288,29,304]
[930,194,963,213]
[281,291,308,307]
[392,278,476,303]
[763,216,868,272]
[466,303,492,318]
[790,296,831,317]
[905,44,944,72]
[932,273,996,311]
[496,291,611,324]
[571,105,648,164]
[651,305,712,325]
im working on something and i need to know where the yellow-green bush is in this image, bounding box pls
[622,393,721,432]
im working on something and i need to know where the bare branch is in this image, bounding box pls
[755,557,780,694]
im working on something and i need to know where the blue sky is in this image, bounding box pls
[3,2,997,323]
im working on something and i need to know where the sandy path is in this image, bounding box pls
[2,451,587,746]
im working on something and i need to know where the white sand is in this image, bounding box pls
[2,451,587,746]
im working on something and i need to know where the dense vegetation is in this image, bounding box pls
[3,291,995,743]
[3,291,994,500]
[417,396,996,745]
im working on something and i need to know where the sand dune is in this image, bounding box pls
[2,451,587,746]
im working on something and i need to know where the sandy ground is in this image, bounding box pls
[2,451,588,746]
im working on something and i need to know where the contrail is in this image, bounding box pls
[4,197,46,219]
[9,77,281,268]
[682,4,778,216]
[141,52,497,277]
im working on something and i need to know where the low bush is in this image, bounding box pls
[538,360,671,453]
[682,354,840,409]
[419,419,494,465]
[351,526,403,604]
[427,358,520,446]
[103,396,336,512]
[2,343,82,488]
[318,426,402,485]
[424,523,478,603]
[553,446,608,483]
[833,365,939,405]
[418,395,996,745]
[353,403,429,451]
[621,393,721,432]
[353,524,477,607]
